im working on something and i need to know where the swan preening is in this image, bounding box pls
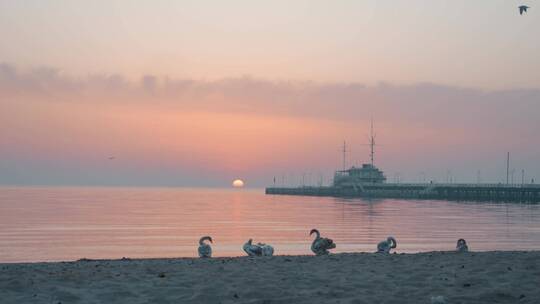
[310,229,336,255]
[243,239,262,256]
[198,236,213,258]
[257,242,275,256]
[456,239,469,252]
[243,239,274,256]
[377,236,397,254]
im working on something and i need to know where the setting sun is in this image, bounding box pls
[232,179,245,188]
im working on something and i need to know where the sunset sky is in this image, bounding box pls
[1,1,539,187]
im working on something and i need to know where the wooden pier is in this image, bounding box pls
[265,183,540,202]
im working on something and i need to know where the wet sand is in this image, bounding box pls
[1,251,538,304]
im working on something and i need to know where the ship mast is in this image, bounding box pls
[342,140,347,171]
[369,118,375,167]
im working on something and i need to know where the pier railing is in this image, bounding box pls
[381,183,540,188]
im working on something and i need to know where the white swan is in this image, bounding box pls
[456,239,469,252]
[377,236,397,254]
[257,242,275,256]
[310,229,336,256]
[243,239,263,256]
[198,236,213,258]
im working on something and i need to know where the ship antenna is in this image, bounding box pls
[506,152,510,185]
[370,117,375,166]
[342,140,347,170]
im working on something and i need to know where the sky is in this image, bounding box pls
[1,0,539,187]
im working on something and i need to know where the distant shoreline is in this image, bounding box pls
[1,250,539,265]
[1,251,538,303]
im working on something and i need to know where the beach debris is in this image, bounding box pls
[198,236,213,258]
[430,295,447,304]
[377,236,397,254]
[456,239,469,252]
[310,229,336,256]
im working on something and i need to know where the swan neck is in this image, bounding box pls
[199,236,211,245]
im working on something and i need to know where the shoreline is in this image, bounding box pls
[1,251,538,303]
[1,249,539,265]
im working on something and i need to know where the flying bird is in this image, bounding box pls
[519,5,529,15]
[456,238,469,252]
[310,229,336,256]
[377,236,397,254]
[108,156,115,160]
[243,239,263,256]
[198,236,213,258]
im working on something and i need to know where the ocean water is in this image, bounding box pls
[0,187,539,263]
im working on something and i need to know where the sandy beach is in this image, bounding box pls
[1,251,538,304]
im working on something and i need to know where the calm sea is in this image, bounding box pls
[0,187,539,263]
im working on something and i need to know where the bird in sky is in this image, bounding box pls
[519,5,530,15]
[108,156,115,160]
